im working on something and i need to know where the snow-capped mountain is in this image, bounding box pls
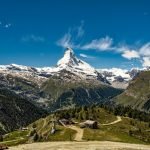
[0,47,149,89]
[50,47,107,83]
[0,47,108,85]
[1,47,148,111]
[0,64,50,86]
[97,68,144,89]
[57,47,97,76]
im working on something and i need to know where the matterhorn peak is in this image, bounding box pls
[57,47,79,67]
[65,47,74,54]
[54,47,104,80]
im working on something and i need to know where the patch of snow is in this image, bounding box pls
[55,47,98,77]
[98,68,131,82]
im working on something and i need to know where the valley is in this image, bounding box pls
[1,1,150,149]
[0,48,150,150]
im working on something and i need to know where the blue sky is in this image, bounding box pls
[0,0,150,69]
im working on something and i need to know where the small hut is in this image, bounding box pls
[21,127,28,131]
[80,120,98,129]
[59,118,70,126]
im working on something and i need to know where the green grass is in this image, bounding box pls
[28,115,77,141]
[95,108,117,124]
[46,127,76,141]
[83,117,150,144]
[1,115,77,146]
[1,130,29,146]
[2,107,150,146]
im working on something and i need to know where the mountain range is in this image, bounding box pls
[1,48,149,90]
[0,47,150,134]
[0,48,123,110]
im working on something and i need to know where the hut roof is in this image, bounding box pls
[60,118,69,122]
[84,120,96,125]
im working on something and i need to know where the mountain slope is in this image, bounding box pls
[0,88,47,134]
[0,48,122,112]
[41,75,122,110]
[37,48,122,110]
[113,71,150,112]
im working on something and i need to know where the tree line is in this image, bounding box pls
[54,103,150,123]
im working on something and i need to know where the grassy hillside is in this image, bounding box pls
[114,71,150,112]
[56,106,150,144]
[0,88,47,134]
[1,106,150,146]
[28,115,76,142]
[1,101,150,147]
[1,115,76,146]
[83,117,150,144]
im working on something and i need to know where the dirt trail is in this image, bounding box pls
[66,116,122,141]
[59,116,122,141]
[9,141,150,150]
[67,125,83,141]
[101,116,122,126]
[59,120,83,141]
[38,119,47,133]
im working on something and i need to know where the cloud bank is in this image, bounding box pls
[81,36,113,51]
[79,53,95,59]
[57,24,150,68]
[121,50,140,60]
[57,21,84,48]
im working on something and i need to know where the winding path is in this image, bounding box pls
[39,119,47,134]
[67,125,83,141]
[67,116,122,141]
[3,116,122,145]
[59,120,83,141]
[59,116,122,141]
[101,116,122,126]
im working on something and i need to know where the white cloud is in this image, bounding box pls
[22,35,45,42]
[56,23,150,67]
[77,21,84,38]
[56,32,73,48]
[80,53,88,58]
[119,43,150,67]
[142,57,150,67]
[139,43,150,56]
[57,22,85,48]
[81,36,113,51]
[79,53,95,58]
[121,50,140,60]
